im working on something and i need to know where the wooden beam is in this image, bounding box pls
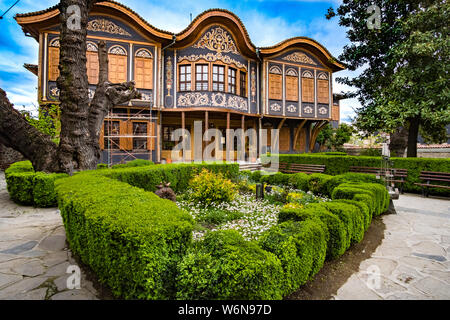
[226,112,230,161]
[181,111,185,162]
[241,114,245,159]
[272,118,286,153]
[293,119,307,151]
[309,120,328,151]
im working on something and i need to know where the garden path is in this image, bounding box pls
[0,171,100,300]
[334,194,450,299]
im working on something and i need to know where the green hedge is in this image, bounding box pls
[258,220,327,297]
[55,173,194,299]
[101,162,239,193]
[279,205,347,260]
[267,154,450,196]
[5,161,67,207]
[176,230,284,299]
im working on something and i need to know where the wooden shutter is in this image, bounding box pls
[318,79,329,104]
[48,47,60,81]
[302,77,314,103]
[109,54,127,83]
[147,121,155,151]
[279,127,290,151]
[332,105,340,121]
[86,51,99,85]
[269,73,282,100]
[99,124,105,149]
[285,76,298,101]
[119,120,132,150]
[135,57,153,89]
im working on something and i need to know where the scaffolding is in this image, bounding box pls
[104,103,157,167]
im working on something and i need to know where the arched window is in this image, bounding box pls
[317,72,329,104]
[301,70,314,103]
[48,38,60,81]
[86,41,99,84]
[108,45,127,83]
[285,68,298,102]
[268,66,282,100]
[134,49,153,89]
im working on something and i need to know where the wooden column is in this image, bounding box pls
[181,111,185,162]
[241,114,245,161]
[157,110,161,163]
[226,112,230,161]
[204,111,208,152]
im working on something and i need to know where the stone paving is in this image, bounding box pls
[0,172,98,300]
[334,194,450,300]
[0,170,449,300]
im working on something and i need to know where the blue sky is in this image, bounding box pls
[0,0,360,122]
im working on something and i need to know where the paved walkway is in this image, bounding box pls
[0,172,98,300]
[0,170,449,300]
[334,194,450,300]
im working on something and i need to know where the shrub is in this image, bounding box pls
[258,220,326,296]
[288,172,309,191]
[260,172,291,186]
[322,202,364,244]
[326,172,382,197]
[279,204,347,260]
[55,174,194,299]
[101,163,239,194]
[188,169,237,205]
[176,230,284,299]
[307,173,333,196]
[250,170,263,183]
[334,199,372,232]
[5,161,67,207]
[268,154,450,196]
[33,172,68,207]
[111,159,154,169]
[96,163,108,169]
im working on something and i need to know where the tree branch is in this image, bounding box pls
[0,88,59,172]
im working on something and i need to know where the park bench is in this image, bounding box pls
[349,166,408,194]
[263,162,326,174]
[414,171,450,197]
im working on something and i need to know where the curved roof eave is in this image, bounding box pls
[258,36,346,71]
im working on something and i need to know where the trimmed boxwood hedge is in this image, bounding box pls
[176,230,284,299]
[55,173,195,299]
[5,159,391,300]
[5,161,67,207]
[265,154,450,196]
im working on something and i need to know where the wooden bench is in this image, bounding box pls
[349,166,408,194]
[414,171,450,197]
[263,162,326,174]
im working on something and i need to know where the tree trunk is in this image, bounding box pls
[0,89,59,172]
[0,0,140,174]
[389,126,408,157]
[407,116,420,158]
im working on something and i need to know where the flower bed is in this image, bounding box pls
[5,161,390,299]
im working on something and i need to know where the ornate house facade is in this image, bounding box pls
[15,0,344,164]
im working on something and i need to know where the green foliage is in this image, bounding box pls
[111,159,154,169]
[360,148,382,157]
[101,163,239,194]
[268,154,450,196]
[317,123,355,151]
[176,230,284,299]
[258,220,326,296]
[96,163,108,169]
[5,161,67,207]
[278,204,347,260]
[20,104,60,144]
[55,174,194,299]
[307,173,333,196]
[260,172,292,186]
[188,169,237,205]
[288,172,309,191]
[322,201,364,245]
[327,1,449,155]
[332,182,390,217]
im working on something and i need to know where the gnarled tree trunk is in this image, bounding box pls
[0,0,140,173]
